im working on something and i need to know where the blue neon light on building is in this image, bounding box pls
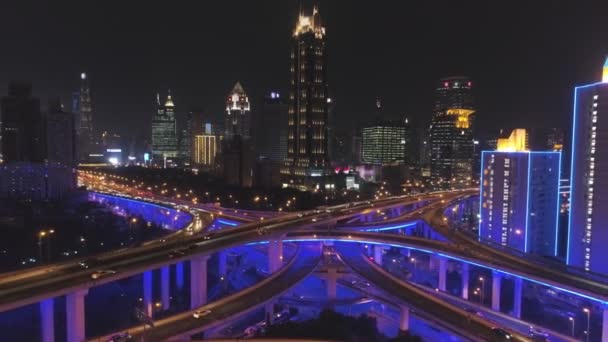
[568,81,608,274]
[479,151,561,256]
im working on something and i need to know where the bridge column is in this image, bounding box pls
[438,256,447,292]
[461,263,470,300]
[373,245,383,266]
[40,298,54,342]
[66,289,87,342]
[399,305,410,332]
[143,270,153,317]
[326,267,338,303]
[218,251,227,278]
[491,271,502,311]
[190,255,210,308]
[268,239,283,273]
[176,262,185,290]
[161,266,170,310]
[512,277,522,318]
[265,301,275,323]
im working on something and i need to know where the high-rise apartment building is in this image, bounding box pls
[283,3,330,180]
[225,82,251,141]
[567,58,608,273]
[479,129,560,256]
[430,77,475,189]
[151,91,178,165]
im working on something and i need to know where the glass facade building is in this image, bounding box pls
[430,77,475,189]
[361,122,407,165]
[151,91,178,164]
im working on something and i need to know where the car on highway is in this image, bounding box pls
[90,270,117,280]
[108,332,133,342]
[168,250,186,258]
[491,327,512,340]
[529,326,549,341]
[464,307,483,317]
[78,258,100,269]
[192,309,212,319]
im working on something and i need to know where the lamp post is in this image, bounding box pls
[568,316,575,337]
[583,308,590,342]
[478,276,486,305]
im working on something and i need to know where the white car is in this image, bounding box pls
[193,309,212,319]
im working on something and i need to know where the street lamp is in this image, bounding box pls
[583,308,590,342]
[478,276,485,304]
[568,316,575,337]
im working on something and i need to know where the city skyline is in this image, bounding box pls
[0,1,606,141]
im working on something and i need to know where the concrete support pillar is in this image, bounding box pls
[399,306,410,332]
[268,238,284,273]
[491,271,502,311]
[602,306,608,342]
[265,301,275,323]
[161,266,170,310]
[326,268,338,302]
[373,245,383,266]
[176,262,185,290]
[190,255,209,309]
[438,256,447,292]
[40,298,54,342]
[143,270,153,317]
[461,263,470,300]
[66,289,87,342]
[218,251,227,278]
[513,277,522,318]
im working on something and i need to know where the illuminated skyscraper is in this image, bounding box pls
[193,134,217,167]
[283,3,330,180]
[430,77,475,189]
[225,82,251,141]
[479,129,560,256]
[151,91,178,165]
[567,57,608,273]
[77,73,93,160]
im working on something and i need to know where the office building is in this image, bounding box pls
[546,128,565,152]
[479,129,560,256]
[151,91,178,165]
[256,91,288,161]
[283,3,330,180]
[567,57,608,273]
[193,134,217,167]
[1,82,44,162]
[361,120,407,165]
[222,135,253,187]
[187,109,205,163]
[0,84,76,200]
[225,82,251,141]
[46,98,77,167]
[430,77,475,189]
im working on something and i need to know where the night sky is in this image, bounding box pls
[1,1,607,142]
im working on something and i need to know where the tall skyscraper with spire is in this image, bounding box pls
[151,90,178,166]
[77,73,93,161]
[567,57,608,274]
[225,82,251,141]
[283,2,330,182]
